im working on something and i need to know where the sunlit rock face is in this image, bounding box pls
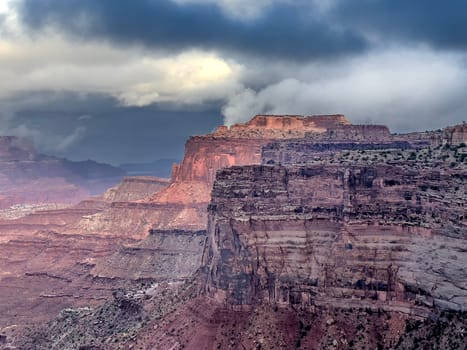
[168,115,352,186]
[150,114,370,231]
[213,114,351,138]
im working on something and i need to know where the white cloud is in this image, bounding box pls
[0,34,243,107]
[114,52,242,106]
[0,0,20,36]
[222,48,467,132]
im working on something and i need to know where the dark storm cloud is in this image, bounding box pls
[336,0,467,50]
[1,92,223,164]
[15,0,366,61]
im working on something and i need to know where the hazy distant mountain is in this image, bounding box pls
[0,136,126,207]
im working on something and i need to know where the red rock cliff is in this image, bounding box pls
[171,115,351,184]
[148,115,353,229]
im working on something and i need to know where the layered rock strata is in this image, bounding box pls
[0,176,172,336]
[0,230,136,333]
[204,163,466,313]
[90,230,206,281]
[148,114,365,231]
[69,115,356,236]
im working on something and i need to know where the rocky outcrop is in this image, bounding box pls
[201,120,465,314]
[393,123,467,148]
[172,115,350,184]
[102,176,169,202]
[443,123,467,145]
[204,161,466,313]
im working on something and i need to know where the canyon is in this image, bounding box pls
[0,115,465,349]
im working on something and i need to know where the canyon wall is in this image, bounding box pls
[204,161,466,313]
[169,115,352,186]
[149,114,361,231]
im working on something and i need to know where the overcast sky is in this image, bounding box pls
[1,0,466,164]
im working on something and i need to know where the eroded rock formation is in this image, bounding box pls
[148,114,374,231]
[203,148,466,314]
[102,176,169,202]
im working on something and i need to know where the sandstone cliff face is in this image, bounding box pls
[214,114,351,138]
[149,114,359,231]
[60,115,427,235]
[204,164,466,313]
[170,137,264,185]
